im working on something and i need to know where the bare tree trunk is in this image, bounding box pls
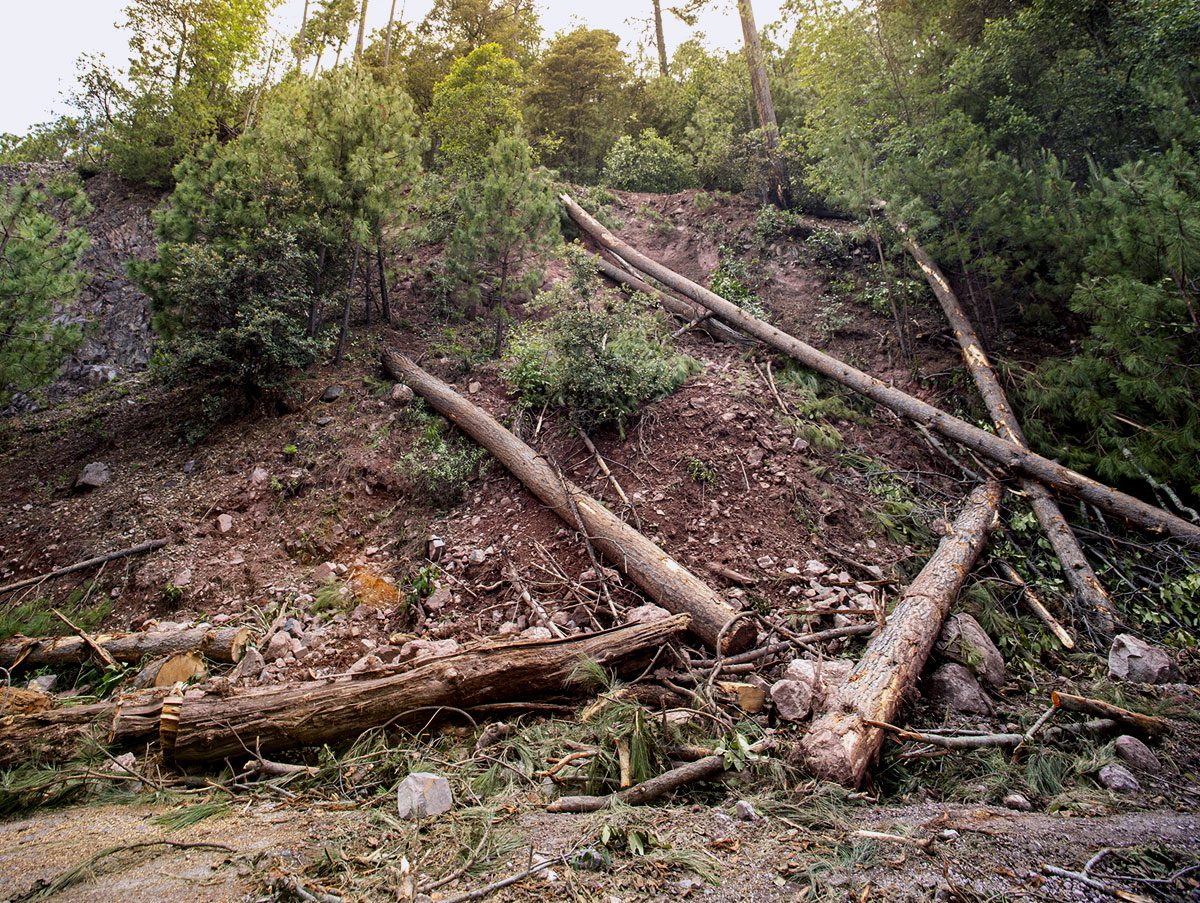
[355,0,370,60]
[167,617,688,763]
[652,0,669,77]
[308,245,327,337]
[802,482,1002,787]
[0,627,251,670]
[383,0,398,65]
[736,0,790,209]
[377,243,392,324]
[296,0,310,71]
[898,226,1119,634]
[334,246,360,366]
[560,194,1200,549]
[382,350,757,653]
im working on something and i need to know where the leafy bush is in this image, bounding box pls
[1,175,89,408]
[399,416,487,504]
[709,249,767,319]
[603,130,697,193]
[427,43,524,175]
[505,300,699,433]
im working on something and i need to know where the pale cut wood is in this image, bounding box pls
[899,227,1118,633]
[561,194,1200,550]
[0,626,251,669]
[801,482,1002,787]
[167,615,690,763]
[995,560,1075,649]
[382,350,755,654]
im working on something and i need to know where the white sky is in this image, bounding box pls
[0,0,787,135]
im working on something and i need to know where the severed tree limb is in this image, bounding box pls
[51,608,118,669]
[0,539,168,597]
[1051,691,1170,738]
[994,560,1075,649]
[576,428,640,529]
[898,226,1118,634]
[801,482,1002,787]
[0,626,252,670]
[383,350,755,653]
[562,195,1200,549]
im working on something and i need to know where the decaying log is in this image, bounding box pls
[0,691,165,768]
[0,626,252,670]
[562,195,1200,550]
[168,616,689,763]
[801,482,1002,787]
[594,254,748,345]
[0,539,168,596]
[900,229,1118,632]
[1051,691,1170,738]
[383,350,755,654]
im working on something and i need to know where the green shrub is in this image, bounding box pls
[709,248,767,319]
[505,301,699,433]
[603,130,697,193]
[399,420,487,504]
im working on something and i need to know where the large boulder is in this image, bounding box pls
[935,613,1006,690]
[925,663,993,716]
[1114,735,1161,773]
[1108,634,1177,684]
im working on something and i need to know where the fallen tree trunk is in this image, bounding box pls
[0,691,165,768]
[593,254,748,345]
[562,195,1200,550]
[0,626,252,670]
[383,350,755,654]
[900,229,1118,632]
[0,539,168,596]
[167,616,689,763]
[801,482,1002,787]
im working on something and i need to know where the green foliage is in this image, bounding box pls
[602,130,697,193]
[526,29,633,179]
[144,67,421,409]
[427,43,524,175]
[504,296,699,433]
[708,248,766,319]
[686,457,718,487]
[75,0,277,185]
[0,176,89,407]
[445,132,560,349]
[0,584,112,642]
[399,413,487,504]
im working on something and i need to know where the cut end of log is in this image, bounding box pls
[225,627,252,663]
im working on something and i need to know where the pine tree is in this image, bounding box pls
[447,132,560,354]
[0,177,90,408]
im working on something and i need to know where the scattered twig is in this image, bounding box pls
[51,606,118,669]
[0,539,168,597]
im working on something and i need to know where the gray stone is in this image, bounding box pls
[231,647,265,682]
[217,513,234,533]
[935,613,1006,690]
[350,653,384,673]
[626,603,672,625]
[27,674,58,693]
[1002,792,1032,811]
[396,772,453,819]
[805,559,829,576]
[251,466,270,484]
[467,381,482,395]
[390,384,414,404]
[263,631,295,663]
[399,638,459,660]
[783,658,853,708]
[770,678,813,721]
[734,800,760,821]
[520,626,553,640]
[925,663,993,716]
[424,586,452,611]
[75,461,111,490]
[316,416,334,426]
[1108,634,1177,684]
[321,385,344,402]
[1097,763,1140,794]
[1114,735,1161,773]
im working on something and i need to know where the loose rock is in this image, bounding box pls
[390,383,414,404]
[935,613,1006,690]
[1114,735,1161,773]
[925,663,992,716]
[625,603,672,625]
[74,461,111,490]
[1097,763,1140,794]
[1002,792,1032,811]
[1108,634,1177,684]
[217,513,234,533]
[770,678,814,721]
[322,385,344,402]
[396,772,453,819]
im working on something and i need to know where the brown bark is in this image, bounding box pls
[801,482,1002,787]
[736,0,790,209]
[383,351,754,653]
[0,691,164,768]
[1051,691,1170,738]
[0,539,168,597]
[594,254,748,345]
[548,753,727,813]
[168,616,688,763]
[0,627,251,670]
[561,195,1200,550]
[901,229,1119,633]
[355,0,369,60]
[652,0,669,76]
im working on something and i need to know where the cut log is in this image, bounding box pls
[801,482,1002,787]
[562,195,1200,550]
[167,615,689,763]
[133,651,210,689]
[0,691,165,768]
[899,228,1119,633]
[1051,691,1170,738]
[382,350,755,654]
[0,626,252,670]
[0,539,168,596]
[593,254,748,345]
